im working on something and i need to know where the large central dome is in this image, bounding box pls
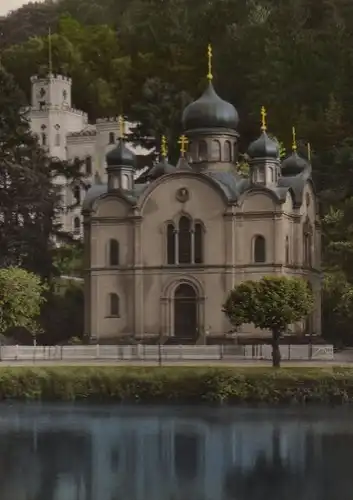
[182,82,239,131]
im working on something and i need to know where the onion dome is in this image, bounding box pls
[248,131,279,160]
[148,158,175,180]
[106,139,136,168]
[281,152,309,176]
[182,82,239,131]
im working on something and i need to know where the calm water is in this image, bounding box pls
[0,404,352,500]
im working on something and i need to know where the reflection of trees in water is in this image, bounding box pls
[224,428,305,500]
[0,429,92,500]
[174,433,200,481]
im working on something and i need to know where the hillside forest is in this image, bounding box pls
[1,0,353,344]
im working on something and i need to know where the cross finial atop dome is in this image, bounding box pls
[118,115,125,138]
[261,106,267,132]
[207,44,213,81]
[178,135,189,157]
[292,126,297,152]
[161,135,168,158]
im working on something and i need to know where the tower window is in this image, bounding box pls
[198,140,207,161]
[210,140,221,161]
[73,216,80,234]
[73,186,81,204]
[109,239,120,266]
[109,132,115,144]
[109,293,120,317]
[224,140,232,162]
[254,235,266,263]
[85,156,92,175]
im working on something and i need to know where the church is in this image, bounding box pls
[82,48,321,344]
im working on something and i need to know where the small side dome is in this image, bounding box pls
[106,139,136,168]
[248,131,279,160]
[281,152,309,176]
[182,82,239,131]
[148,159,175,180]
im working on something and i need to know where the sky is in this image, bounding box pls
[0,0,43,16]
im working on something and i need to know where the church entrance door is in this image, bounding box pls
[174,284,198,340]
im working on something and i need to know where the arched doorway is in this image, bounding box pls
[174,283,198,339]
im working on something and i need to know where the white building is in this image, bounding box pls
[28,73,151,237]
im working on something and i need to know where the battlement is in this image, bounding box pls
[30,104,88,118]
[96,117,121,123]
[30,74,72,84]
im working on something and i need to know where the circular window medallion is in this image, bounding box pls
[176,187,189,202]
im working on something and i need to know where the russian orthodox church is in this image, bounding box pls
[82,48,321,344]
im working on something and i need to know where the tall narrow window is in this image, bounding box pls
[41,133,47,146]
[303,221,313,267]
[109,132,115,144]
[167,224,176,264]
[85,156,92,175]
[198,140,208,162]
[109,293,120,316]
[224,140,232,162]
[73,216,80,234]
[73,186,81,204]
[55,134,60,146]
[178,216,192,264]
[285,236,290,264]
[194,223,203,264]
[109,239,119,266]
[254,235,266,263]
[210,139,221,161]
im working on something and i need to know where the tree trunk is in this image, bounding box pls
[271,329,281,368]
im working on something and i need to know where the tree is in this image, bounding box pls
[223,276,313,367]
[0,267,47,337]
[0,64,61,278]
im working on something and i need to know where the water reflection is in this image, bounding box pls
[0,404,352,500]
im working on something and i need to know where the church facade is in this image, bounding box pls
[82,73,321,343]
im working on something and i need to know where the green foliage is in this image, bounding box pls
[0,366,352,404]
[223,276,313,334]
[0,267,47,335]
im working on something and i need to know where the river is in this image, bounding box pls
[0,403,352,499]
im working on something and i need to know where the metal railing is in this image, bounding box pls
[0,344,334,362]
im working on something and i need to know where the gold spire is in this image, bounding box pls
[48,28,53,75]
[207,44,213,81]
[292,126,297,152]
[178,135,189,157]
[260,106,267,132]
[307,142,311,161]
[118,115,125,139]
[161,135,168,158]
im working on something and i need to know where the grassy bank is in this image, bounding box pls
[0,366,353,404]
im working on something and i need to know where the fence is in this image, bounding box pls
[0,344,334,362]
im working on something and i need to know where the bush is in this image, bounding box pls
[0,367,352,404]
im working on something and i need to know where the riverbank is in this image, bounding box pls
[0,366,353,404]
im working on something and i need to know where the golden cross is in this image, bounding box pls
[161,135,168,158]
[307,142,311,161]
[260,106,267,132]
[178,135,189,156]
[207,44,213,81]
[118,115,125,138]
[292,126,297,152]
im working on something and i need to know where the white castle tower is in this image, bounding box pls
[28,73,152,238]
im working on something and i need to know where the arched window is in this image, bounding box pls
[55,133,60,146]
[109,132,115,144]
[122,173,129,190]
[85,156,92,175]
[73,216,80,234]
[109,239,119,266]
[254,235,266,263]
[167,224,176,264]
[224,140,232,162]
[210,139,221,161]
[109,293,120,317]
[194,223,203,264]
[285,235,290,264]
[41,133,47,146]
[198,140,208,162]
[178,216,192,264]
[73,186,81,203]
